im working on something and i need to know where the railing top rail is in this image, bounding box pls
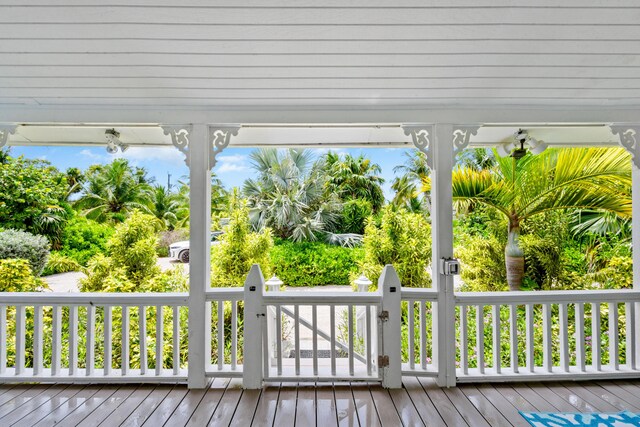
[400,288,439,301]
[263,291,381,305]
[455,289,640,305]
[205,288,244,301]
[0,292,189,305]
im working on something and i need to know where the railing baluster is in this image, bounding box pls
[276,304,282,376]
[86,305,95,376]
[626,302,636,370]
[460,304,468,376]
[172,305,180,375]
[122,306,130,376]
[69,305,78,376]
[51,305,61,376]
[559,303,569,373]
[217,301,224,371]
[312,304,318,376]
[104,306,112,376]
[294,305,300,376]
[542,303,552,373]
[492,305,500,374]
[156,305,163,376]
[526,304,534,373]
[592,303,601,371]
[231,301,237,371]
[0,306,5,374]
[408,300,415,370]
[33,305,43,376]
[476,305,484,374]
[609,302,619,371]
[575,303,585,372]
[420,301,427,370]
[15,306,25,375]
[509,304,518,374]
[348,304,354,376]
[139,306,147,375]
[366,304,372,376]
[330,305,336,377]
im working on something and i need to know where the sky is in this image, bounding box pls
[9,145,415,200]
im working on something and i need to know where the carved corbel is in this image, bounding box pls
[0,125,17,148]
[402,124,434,169]
[209,125,240,170]
[453,125,481,155]
[610,125,640,169]
[162,125,192,167]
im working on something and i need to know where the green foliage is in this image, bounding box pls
[59,216,113,265]
[324,152,385,212]
[456,231,507,292]
[43,252,81,276]
[0,259,45,291]
[0,155,68,243]
[271,241,364,287]
[0,229,50,276]
[359,206,432,288]
[80,211,164,292]
[339,199,372,235]
[211,193,273,287]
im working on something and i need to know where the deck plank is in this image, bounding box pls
[118,385,174,427]
[538,382,599,412]
[369,385,402,427]
[273,382,297,427]
[185,378,229,426]
[208,378,244,426]
[251,383,281,427]
[579,382,640,412]
[507,384,562,412]
[81,385,154,427]
[0,384,69,423]
[142,385,189,426]
[1,385,83,426]
[595,381,640,410]
[402,377,444,427]
[163,380,212,427]
[459,384,512,427]
[525,383,580,412]
[418,377,473,427]
[295,382,316,427]
[0,384,43,410]
[388,383,425,427]
[334,382,359,427]
[229,388,261,427]
[350,382,381,427]
[558,382,620,412]
[27,385,102,427]
[443,386,492,427]
[476,384,531,427]
[52,385,121,427]
[315,383,338,427]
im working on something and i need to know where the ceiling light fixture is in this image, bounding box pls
[105,129,128,153]
[496,129,548,159]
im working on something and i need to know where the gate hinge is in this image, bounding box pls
[378,355,389,367]
[378,310,389,322]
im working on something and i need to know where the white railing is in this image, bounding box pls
[454,290,640,382]
[399,288,438,377]
[205,288,244,378]
[0,293,188,382]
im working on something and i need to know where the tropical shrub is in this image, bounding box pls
[339,199,372,235]
[0,229,50,276]
[456,232,507,292]
[271,241,364,287]
[59,216,113,265]
[0,259,45,291]
[211,194,273,287]
[43,252,81,276]
[359,205,432,288]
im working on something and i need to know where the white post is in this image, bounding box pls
[633,165,640,363]
[243,264,265,389]
[431,123,456,387]
[265,275,282,366]
[187,124,211,389]
[380,265,402,388]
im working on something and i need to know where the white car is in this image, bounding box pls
[169,231,223,263]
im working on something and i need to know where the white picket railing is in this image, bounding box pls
[399,288,438,377]
[205,288,243,378]
[0,293,188,382]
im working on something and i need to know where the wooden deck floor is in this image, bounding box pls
[1,378,640,426]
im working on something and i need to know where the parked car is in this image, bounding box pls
[169,231,223,263]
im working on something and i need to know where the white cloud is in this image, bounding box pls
[121,146,184,166]
[216,154,250,174]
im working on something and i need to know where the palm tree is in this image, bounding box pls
[446,147,631,290]
[243,148,341,241]
[150,185,180,230]
[392,150,431,212]
[324,152,385,212]
[75,159,153,222]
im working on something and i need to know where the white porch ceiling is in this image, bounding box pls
[1,1,640,110]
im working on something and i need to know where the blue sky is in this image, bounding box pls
[10,145,413,200]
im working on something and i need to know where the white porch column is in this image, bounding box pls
[431,123,456,387]
[187,124,211,389]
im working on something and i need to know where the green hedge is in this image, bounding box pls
[271,241,363,287]
[59,216,113,266]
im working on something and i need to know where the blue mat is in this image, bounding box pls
[519,411,640,426]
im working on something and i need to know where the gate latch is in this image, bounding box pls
[378,310,389,322]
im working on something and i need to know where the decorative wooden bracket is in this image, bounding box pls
[453,125,481,155]
[0,125,17,148]
[162,125,193,167]
[209,125,241,170]
[402,124,434,169]
[611,125,640,169]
